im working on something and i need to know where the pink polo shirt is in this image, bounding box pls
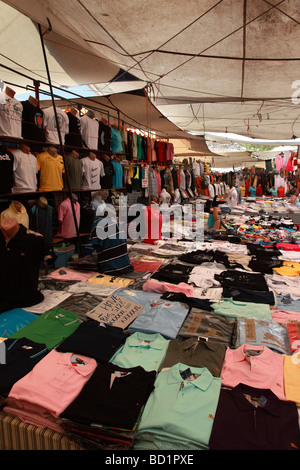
[221,344,285,400]
[57,197,80,238]
[6,350,97,419]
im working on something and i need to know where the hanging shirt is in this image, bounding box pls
[36,151,65,191]
[65,111,82,147]
[80,114,99,149]
[248,186,257,197]
[0,145,14,195]
[64,153,83,191]
[98,121,111,151]
[111,159,123,188]
[56,198,80,238]
[12,148,38,193]
[100,157,114,189]
[21,99,45,142]
[81,156,104,190]
[43,107,69,145]
[0,91,23,138]
[110,127,123,153]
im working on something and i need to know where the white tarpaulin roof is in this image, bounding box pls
[2,0,300,143]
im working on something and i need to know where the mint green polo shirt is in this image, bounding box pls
[210,299,272,321]
[9,308,80,350]
[110,332,169,371]
[135,363,221,450]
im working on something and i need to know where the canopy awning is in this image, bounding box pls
[2,0,300,141]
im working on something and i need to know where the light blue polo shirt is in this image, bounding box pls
[135,363,222,450]
[117,289,190,339]
[110,332,169,371]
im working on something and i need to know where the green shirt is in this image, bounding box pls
[135,363,221,450]
[160,337,226,377]
[110,332,169,371]
[210,299,272,321]
[10,308,80,350]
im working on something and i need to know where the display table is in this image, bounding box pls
[0,411,84,450]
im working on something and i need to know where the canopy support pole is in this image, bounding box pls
[38,22,82,257]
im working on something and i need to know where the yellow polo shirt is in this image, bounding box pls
[37,151,65,191]
[0,201,29,228]
[283,352,300,406]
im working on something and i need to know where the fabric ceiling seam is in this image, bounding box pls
[83,0,226,95]
[261,0,300,25]
[150,0,287,85]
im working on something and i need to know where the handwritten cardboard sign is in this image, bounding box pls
[86,294,144,328]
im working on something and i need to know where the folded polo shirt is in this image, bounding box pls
[209,384,300,450]
[221,287,276,306]
[0,337,49,394]
[160,337,226,376]
[135,363,222,450]
[61,362,156,430]
[5,349,97,424]
[211,299,272,321]
[56,321,127,363]
[283,352,300,406]
[178,308,236,346]
[110,332,169,371]
[9,308,80,350]
[221,344,285,400]
[0,308,38,337]
[236,318,290,355]
[118,290,189,339]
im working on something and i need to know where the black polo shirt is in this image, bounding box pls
[209,384,300,450]
[61,363,156,429]
[0,224,45,312]
[0,338,48,395]
[56,321,127,362]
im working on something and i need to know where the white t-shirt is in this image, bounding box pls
[81,157,105,190]
[0,92,23,138]
[80,115,99,150]
[43,107,69,144]
[12,148,38,193]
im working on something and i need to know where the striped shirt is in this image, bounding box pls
[91,216,133,275]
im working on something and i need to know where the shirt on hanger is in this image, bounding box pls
[0,91,22,138]
[12,148,38,193]
[80,115,99,149]
[43,107,69,145]
[81,157,105,190]
[21,99,45,142]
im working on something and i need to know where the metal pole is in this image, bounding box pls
[38,23,82,257]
